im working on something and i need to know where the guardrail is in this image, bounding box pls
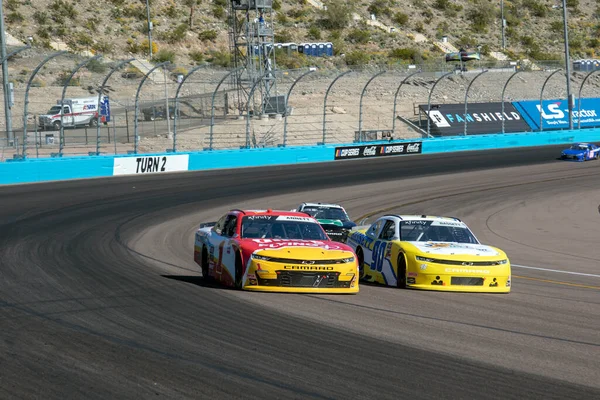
[2,128,600,185]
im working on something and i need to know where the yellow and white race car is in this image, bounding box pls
[346,214,511,293]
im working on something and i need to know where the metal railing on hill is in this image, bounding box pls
[0,50,594,161]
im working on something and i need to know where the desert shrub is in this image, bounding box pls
[345,50,370,66]
[167,23,188,43]
[308,26,321,40]
[33,11,49,25]
[322,0,353,30]
[50,0,78,19]
[6,12,24,23]
[347,29,370,44]
[141,39,158,56]
[207,49,231,67]
[367,0,392,18]
[392,12,408,26]
[467,8,492,33]
[274,50,308,69]
[31,78,46,87]
[153,49,176,63]
[388,47,420,63]
[212,6,225,20]
[55,71,80,86]
[86,59,107,74]
[275,31,293,43]
[198,30,217,41]
[189,51,204,64]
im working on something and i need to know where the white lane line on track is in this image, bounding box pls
[513,264,600,278]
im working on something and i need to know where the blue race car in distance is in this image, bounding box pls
[560,143,600,162]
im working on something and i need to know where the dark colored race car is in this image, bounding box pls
[560,143,600,162]
[293,202,357,243]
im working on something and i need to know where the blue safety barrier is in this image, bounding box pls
[513,98,600,131]
[2,129,600,185]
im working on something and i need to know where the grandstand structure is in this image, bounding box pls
[228,0,284,116]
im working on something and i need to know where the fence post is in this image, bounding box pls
[21,50,68,160]
[464,69,488,136]
[283,68,314,147]
[209,66,243,150]
[427,71,453,137]
[576,69,600,129]
[95,58,134,155]
[322,70,352,145]
[392,70,422,134]
[133,61,170,154]
[358,70,386,142]
[501,70,522,134]
[172,64,209,152]
[539,69,563,132]
[58,54,103,157]
[245,70,277,148]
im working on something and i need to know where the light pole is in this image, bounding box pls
[145,0,153,59]
[501,0,506,50]
[561,0,573,130]
[0,0,14,144]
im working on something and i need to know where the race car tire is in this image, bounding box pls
[397,254,407,289]
[201,247,211,281]
[234,252,243,290]
[356,247,366,280]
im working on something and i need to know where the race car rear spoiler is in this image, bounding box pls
[199,222,217,228]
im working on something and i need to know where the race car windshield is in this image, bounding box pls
[302,207,349,221]
[241,216,329,240]
[571,144,588,150]
[399,221,479,244]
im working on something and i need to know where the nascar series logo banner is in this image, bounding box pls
[419,102,531,136]
[334,142,422,160]
[512,98,600,131]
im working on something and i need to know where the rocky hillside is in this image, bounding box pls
[3,0,599,68]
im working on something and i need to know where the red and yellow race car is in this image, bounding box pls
[194,209,359,293]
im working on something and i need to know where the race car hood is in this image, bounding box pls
[241,239,354,259]
[406,241,502,257]
[562,149,584,156]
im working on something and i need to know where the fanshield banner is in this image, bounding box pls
[334,142,422,160]
[419,102,531,136]
[512,98,600,130]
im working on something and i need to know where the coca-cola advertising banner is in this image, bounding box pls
[334,141,422,160]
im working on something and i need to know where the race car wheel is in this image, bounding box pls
[356,247,366,280]
[234,252,243,290]
[201,247,211,281]
[397,254,407,289]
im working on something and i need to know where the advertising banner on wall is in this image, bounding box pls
[512,98,600,131]
[418,102,532,136]
[334,142,422,160]
[113,154,189,175]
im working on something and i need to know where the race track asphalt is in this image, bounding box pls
[1,144,599,399]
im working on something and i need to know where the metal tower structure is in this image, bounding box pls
[229,0,282,116]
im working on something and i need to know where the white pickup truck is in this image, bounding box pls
[38,96,108,130]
